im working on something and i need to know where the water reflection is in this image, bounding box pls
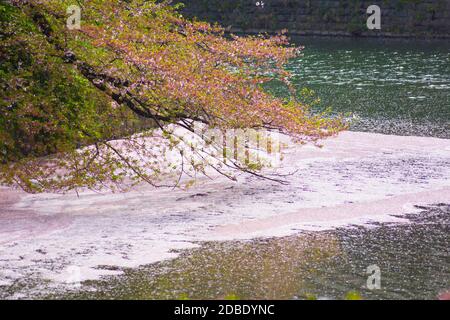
[56,205,449,300]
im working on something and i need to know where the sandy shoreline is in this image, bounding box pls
[1,131,450,296]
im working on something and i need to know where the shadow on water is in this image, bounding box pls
[47,204,449,300]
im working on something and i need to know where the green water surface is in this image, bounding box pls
[287,37,450,138]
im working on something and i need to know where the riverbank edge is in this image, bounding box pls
[226,28,450,39]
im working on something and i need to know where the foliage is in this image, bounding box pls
[345,291,363,300]
[0,0,345,193]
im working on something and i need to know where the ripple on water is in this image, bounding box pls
[35,204,450,300]
[278,38,450,138]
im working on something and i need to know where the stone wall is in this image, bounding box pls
[178,0,450,38]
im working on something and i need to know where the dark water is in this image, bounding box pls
[53,205,449,300]
[284,38,450,138]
